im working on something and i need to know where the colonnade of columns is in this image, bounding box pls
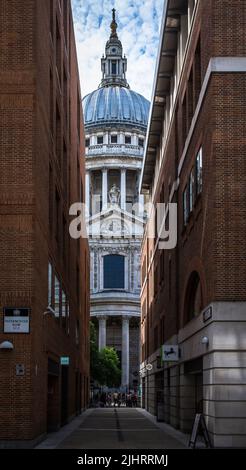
[97,315,130,388]
[86,169,145,215]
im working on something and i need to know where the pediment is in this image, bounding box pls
[86,206,144,238]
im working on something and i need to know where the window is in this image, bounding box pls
[183,186,189,226]
[112,61,117,75]
[125,135,131,144]
[189,168,194,211]
[194,36,201,107]
[85,138,90,147]
[139,138,144,147]
[111,134,118,144]
[62,290,66,329]
[104,255,125,289]
[196,148,203,195]
[188,67,194,128]
[48,263,53,307]
[185,272,203,323]
[97,135,103,145]
[54,275,60,318]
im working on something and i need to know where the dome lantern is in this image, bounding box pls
[100,9,129,89]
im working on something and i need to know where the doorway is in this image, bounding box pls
[47,358,60,432]
[61,365,69,425]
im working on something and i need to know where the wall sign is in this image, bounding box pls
[203,306,212,323]
[162,345,179,362]
[3,308,30,333]
[16,364,25,376]
[60,356,70,366]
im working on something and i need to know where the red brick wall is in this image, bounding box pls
[0,0,90,444]
[141,0,246,357]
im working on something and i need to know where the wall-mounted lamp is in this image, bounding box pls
[43,305,56,317]
[201,336,209,345]
[0,341,14,350]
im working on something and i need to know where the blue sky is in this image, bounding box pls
[71,0,165,100]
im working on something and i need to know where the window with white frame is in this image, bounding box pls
[48,263,53,307]
[54,275,60,318]
[189,167,195,211]
[183,186,189,226]
[196,147,202,195]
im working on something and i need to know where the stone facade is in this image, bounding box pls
[83,11,149,391]
[140,0,246,448]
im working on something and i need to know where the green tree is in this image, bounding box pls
[90,321,121,387]
[99,347,121,387]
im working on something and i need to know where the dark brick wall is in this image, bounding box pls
[0,0,90,443]
[141,0,246,359]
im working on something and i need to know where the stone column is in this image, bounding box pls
[85,171,90,216]
[121,169,126,211]
[121,316,130,388]
[139,194,145,217]
[98,316,107,351]
[102,169,108,210]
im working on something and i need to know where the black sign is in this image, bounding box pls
[203,306,212,323]
[4,307,30,317]
[189,413,212,448]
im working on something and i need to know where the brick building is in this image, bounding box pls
[140,0,246,447]
[0,0,90,447]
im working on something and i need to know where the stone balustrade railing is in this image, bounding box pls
[85,143,144,157]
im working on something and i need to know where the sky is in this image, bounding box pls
[71,0,165,101]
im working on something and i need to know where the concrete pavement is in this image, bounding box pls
[37,408,187,449]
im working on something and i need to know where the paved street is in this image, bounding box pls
[37,408,186,449]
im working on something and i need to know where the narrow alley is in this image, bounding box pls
[37,408,186,450]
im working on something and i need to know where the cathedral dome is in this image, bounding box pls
[83,86,150,130]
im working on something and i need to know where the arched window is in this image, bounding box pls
[184,272,203,324]
[104,255,125,289]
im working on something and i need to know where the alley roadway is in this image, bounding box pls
[38,408,186,449]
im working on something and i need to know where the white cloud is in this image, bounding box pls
[71,0,165,100]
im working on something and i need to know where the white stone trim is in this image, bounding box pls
[99,251,129,291]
